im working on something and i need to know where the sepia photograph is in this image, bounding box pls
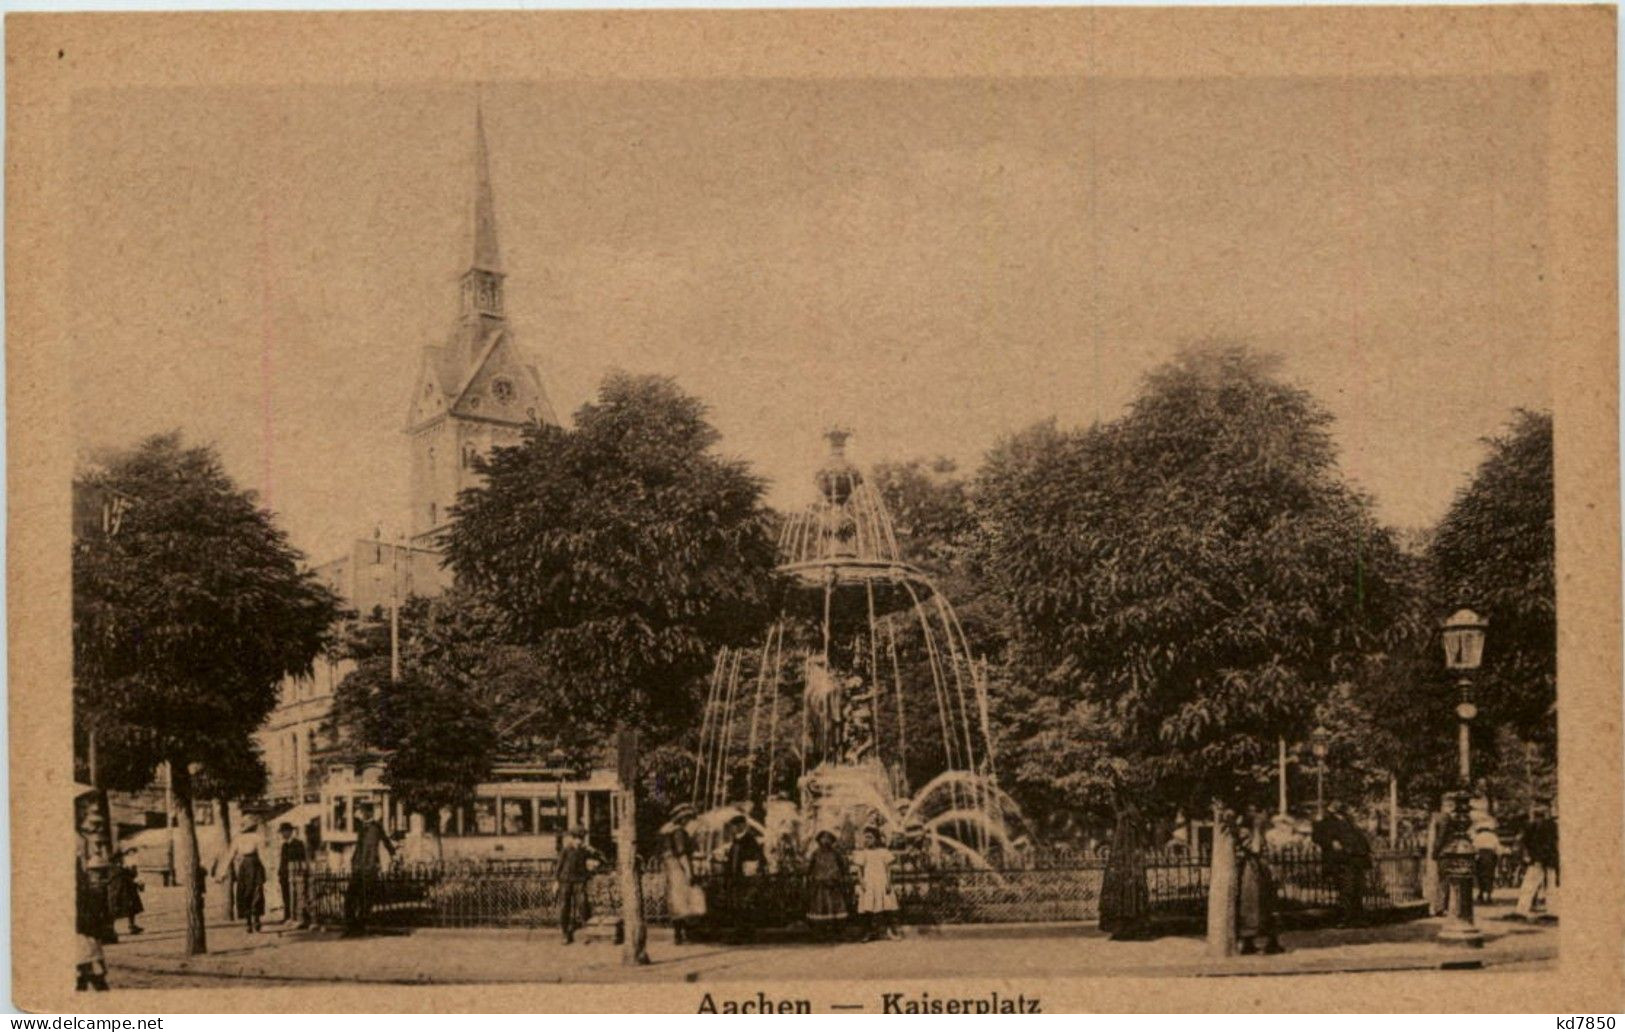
[7,5,1621,1015]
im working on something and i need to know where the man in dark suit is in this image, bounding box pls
[1314,802,1372,925]
[276,822,308,926]
[1512,803,1558,919]
[556,826,600,944]
[343,801,395,937]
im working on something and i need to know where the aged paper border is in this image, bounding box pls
[7,6,1619,1013]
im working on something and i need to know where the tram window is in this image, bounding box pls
[537,795,566,833]
[501,797,534,836]
[469,797,498,836]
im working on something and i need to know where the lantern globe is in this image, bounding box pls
[1441,608,1489,671]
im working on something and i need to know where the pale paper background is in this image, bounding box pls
[7,7,1620,1013]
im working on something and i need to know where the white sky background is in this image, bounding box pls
[68,76,1550,562]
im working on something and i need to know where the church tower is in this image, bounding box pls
[406,107,558,543]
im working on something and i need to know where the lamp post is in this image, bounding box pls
[547,748,568,856]
[1437,608,1488,947]
[1311,726,1329,819]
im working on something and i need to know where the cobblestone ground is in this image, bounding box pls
[95,882,1557,992]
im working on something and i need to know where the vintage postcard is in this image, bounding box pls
[7,6,1621,1014]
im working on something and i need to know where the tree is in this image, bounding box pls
[330,592,544,838]
[1429,410,1555,751]
[73,433,337,954]
[334,662,499,840]
[976,347,1422,953]
[443,372,783,747]
[977,348,1418,816]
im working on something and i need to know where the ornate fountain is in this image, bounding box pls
[691,430,1017,868]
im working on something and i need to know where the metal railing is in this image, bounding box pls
[286,845,1425,931]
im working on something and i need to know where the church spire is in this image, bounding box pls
[458,102,505,329]
[470,102,502,274]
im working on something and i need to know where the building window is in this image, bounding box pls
[428,502,437,526]
[427,445,435,472]
[331,796,348,833]
[492,378,514,404]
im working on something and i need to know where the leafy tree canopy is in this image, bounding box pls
[1428,410,1555,747]
[442,372,783,745]
[73,433,338,792]
[976,347,1419,816]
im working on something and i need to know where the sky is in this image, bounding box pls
[69,76,1550,562]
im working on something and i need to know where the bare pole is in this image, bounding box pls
[390,534,402,684]
[1277,737,1289,816]
[1388,771,1399,849]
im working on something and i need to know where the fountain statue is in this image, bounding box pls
[691,430,1022,869]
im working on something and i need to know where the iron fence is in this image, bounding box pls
[288,844,1424,931]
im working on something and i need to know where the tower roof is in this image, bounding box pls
[470,104,502,274]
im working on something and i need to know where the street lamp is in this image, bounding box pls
[1441,609,1488,782]
[1311,725,1329,819]
[1437,607,1489,947]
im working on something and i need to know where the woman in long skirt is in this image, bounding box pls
[75,853,110,991]
[105,856,145,935]
[1236,814,1283,955]
[220,815,268,933]
[805,830,850,938]
[1099,806,1152,941]
[661,804,705,944]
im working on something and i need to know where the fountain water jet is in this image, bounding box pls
[693,430,1012,866]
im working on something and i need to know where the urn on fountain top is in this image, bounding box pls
[815,427,862,507]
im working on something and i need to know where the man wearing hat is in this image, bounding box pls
[556,826,602,944]
[343,800,395,937]
[660,804,705,944]
[276,821,308,926]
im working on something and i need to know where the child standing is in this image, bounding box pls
[852,826,901,941]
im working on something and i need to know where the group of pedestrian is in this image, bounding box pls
[1424,792,1559,921]
[74,804,151,992]
[660,805,905,944]
[213,815,315,934]
[805,826,903,941]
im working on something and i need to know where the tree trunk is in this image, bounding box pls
[616,725,649,966]
[1205,802,1238,960]
[170,762,207,955]
[217,797,236,921]
[1388,773,1399,848]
